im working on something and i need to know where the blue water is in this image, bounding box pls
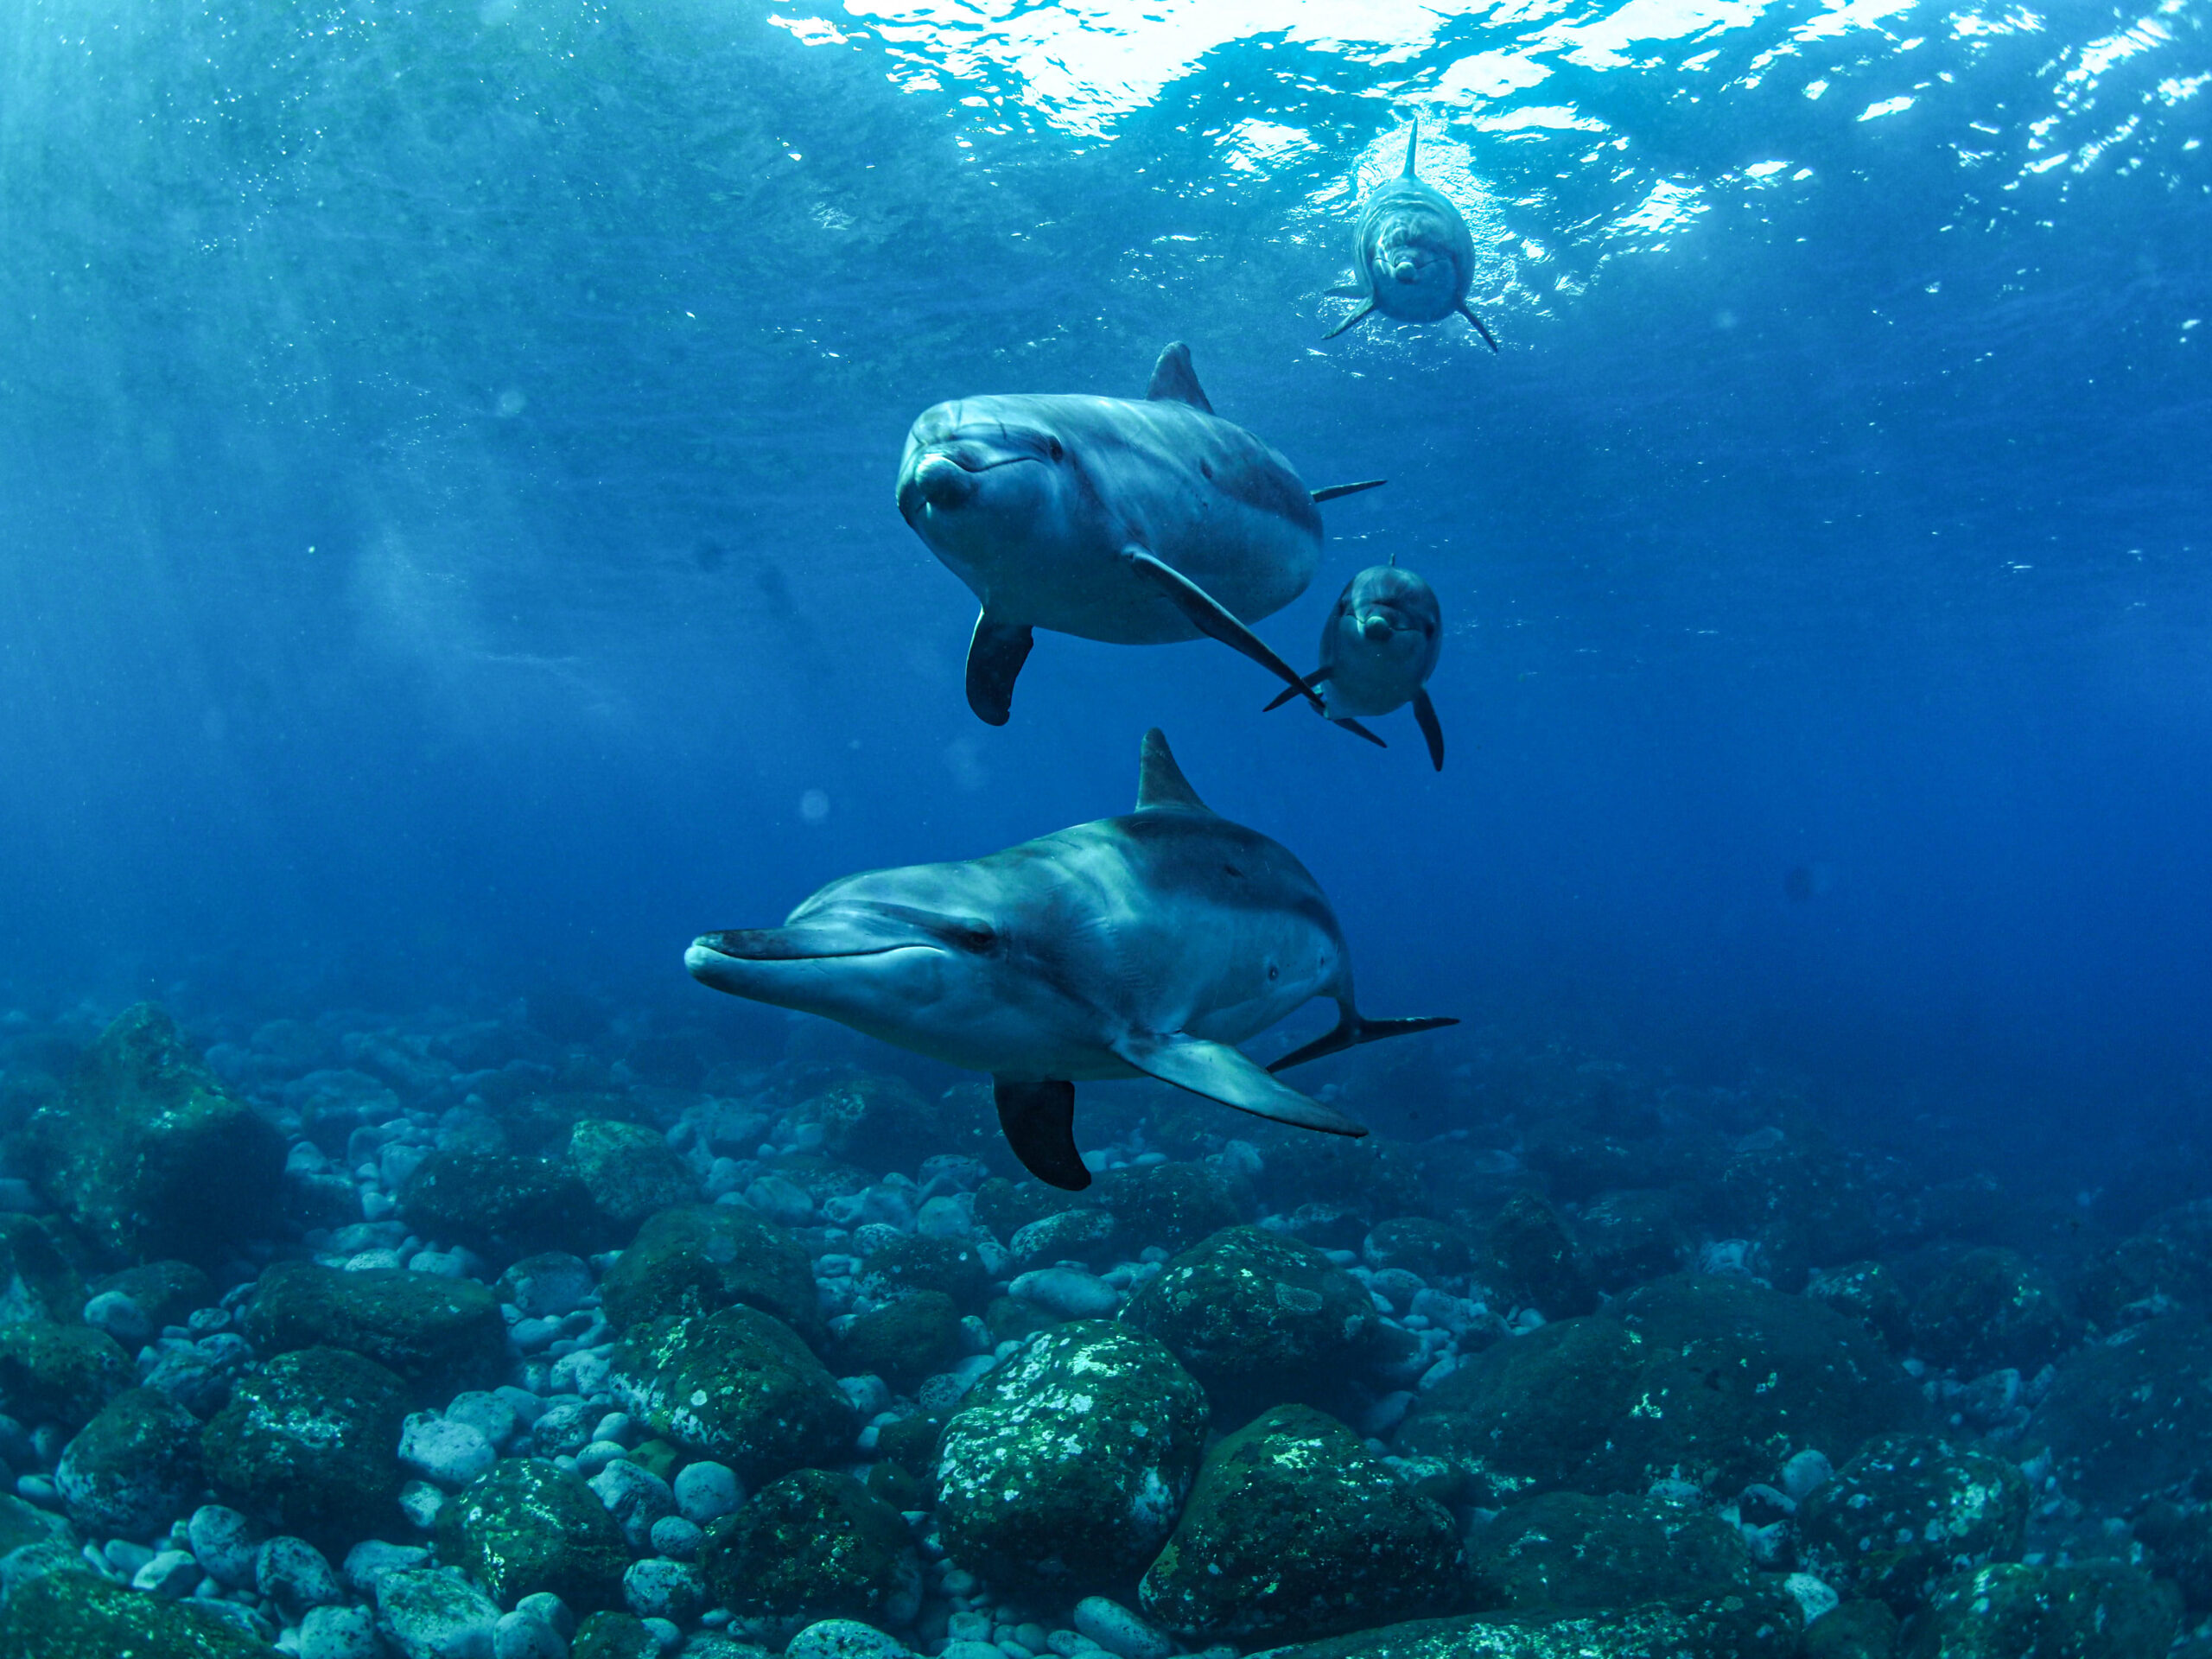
[2,0,2207,1148]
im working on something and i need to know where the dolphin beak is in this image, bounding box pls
[904,454,976,516]
[1361,613,1393,641]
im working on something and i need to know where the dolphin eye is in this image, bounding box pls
[945,923,997,953]
[1046,437,1065,461]
[1268,962,1281,981]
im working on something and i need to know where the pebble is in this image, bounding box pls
[516,1592,575,1637]
[131,1548,201,1596]
[1783,1571,1840,1624]
[1072,1597,1172,1659]
[104,1538,156,1576]
[745,1175,817,1226]
[575,1439,628,1478]
[377,1566,502,1659]
[397,1478,446,1530]
[1008,1267,1120,1319]
[785,1620,918,1659]
[300,1604,381,1659]
[915,1194,975,1238]
[672,1460,742,1526]
[82,1289,154,1345]
[590,1458,675,1551]
[1779,1448,1834,1502]
[1046,1632,1099,1657]
[624,1556,708,1623]
[400,1413,499,1489]
[640,1616,682,1652]
[188,1503,260,1588]
[840,1374,892,1417]
[493,1609,569,1659]
[15,1474,56,1507]
[648,1515,704,1560]
[445,1391,522,1449]
[343,1539,430,1597]
[942,1643,1005,1659]
[257,1534,345,1612]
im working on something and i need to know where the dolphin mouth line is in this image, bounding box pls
[921,449,1043,475]
[690,940,940,964]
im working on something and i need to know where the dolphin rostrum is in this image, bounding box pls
[684,729,1456,1189]
[895,343,1384,728]
[1325,121,1499,351]
[1267,559,1447,770]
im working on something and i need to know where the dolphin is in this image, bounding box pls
[895,343,1385,729]
[1267,559,1447,770]
[1325,122,1499,351]
[684,729,1456,1189]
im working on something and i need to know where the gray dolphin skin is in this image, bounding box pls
[894,342,1385,728]
[1268,560,1447,770]
[684,729,1456,1190]
[1325,122,1499,352]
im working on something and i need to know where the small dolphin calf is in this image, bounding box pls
[1268,560,1447,770]
[685,730,1455,1189]
[1326,122,1499,351]
[895,343,1382,727]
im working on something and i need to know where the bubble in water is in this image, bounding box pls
[798,789,830,823]
[495,388,527,416]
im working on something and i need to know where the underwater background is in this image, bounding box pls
[3,0,2212,1656]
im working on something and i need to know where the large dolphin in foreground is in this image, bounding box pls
[1325,122,1499,350]
[685,730,1455,1189]
[1268,559,1447,770]
[895,343,1383,729]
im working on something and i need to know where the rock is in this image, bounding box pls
[143,1338,250,1421]
[1573,1190,1693,1293]
[24,1003,286,1260]
[344,1539,431,1596]
[569,1119,697,1230]
[2021,1313,2212,1507]
[648,1514,703,1559]
[241,1262,506,1401]
[188,1503,261,1587]
[784,1619,917,1659]
[622,1556,706,1622]
[612,1308,857,1482]
[1120,1226,1377,1421]
[1139,1403,1464,1644]
[672,1459,743,1526]
[588,1458,675,1553]
[400,1148,591,1261]
[1363,1217,1474,1281]
[2079,1201,2212,1330]
[0,1491,72,1557]
[1095,1163,1251,1254]
[437,1458,629,1611]
[201,1344,409,1549]
[257,1533,345,1614]
[91,1259,217,1331]
[447,1390,524,1450]
[53,1386,204,1539]
[830,1291,963,1391]
[1008,1268,1121,1321]
[1801,1599,1898,1659]
[571,1610,659,1659]
[855,1236,990,1311]
[936,1321,1207,1591]
[1900,1561,2181,1659]
[2133,1499,2212,1611]
[378,1565,505,1659]
[81,1289,155,1345]
[0,1319,133,1428]
[1803,1261,1912,1347]
[401,1413,500,1490]
[1395,1274,1924,1504]
[1712,1138,1880,1287]
[1073,1598,1172,1659]
[598,1205,820,1339]
[0,1567,281,1658]
[702,1468,921,1627]
[497,1253,596,1319]
[1009,1208,1119,1268]
[785,1071,993,1170]
[1240,1591,1804,1659]
[1796,1433,2030,1615]
[302,1604,384,1659]
[493,1609,569,1659]
[1910,1248,2079,1374]
[1484,1194,1596,1317]
[0,1214,85,1325]
[400,1478,447,1529]
[1465,1490,1755,1611]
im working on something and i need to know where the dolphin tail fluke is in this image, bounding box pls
[1114,1033,1368,1138]
[1122,548,1325,714]
[1403,118,1421,177]
[1312,479,1387,504]
[1413,687,1446,771]
[994,1077,1090,1190]
[965,611,1035,726]
[1332,716,1388,748]
[1266,1010,1459,1074]
[1457,302,1501,353]
[1264,668,1331,713]
[1323,302,1376,340]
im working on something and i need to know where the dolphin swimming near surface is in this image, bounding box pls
[1325,121,1499,351]
[685,729,1456,1189]
[1268,559,1447,770]
[895,343,1385,729]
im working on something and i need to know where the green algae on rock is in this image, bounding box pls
[0,1491,74,1557]
[1802,1599,1901,1659]
[0,1214,86,1325]
[702,1467,922,1627]
[612,1306,857,1480]
[1093,1162,1252,1254]
[398,1146,593,1260]
[200,1344,408,1548]
[935,1320,1207,1590]
[1910,1248,2080,1375]
[54,1385,206,1538]
[0,1319,133,1429]
[240,1262,505,1400]
[1795,1433,2030,1615]
[573,1609,664,1659]
[1237,1584,1804,1659]
[89,1259,215,1332]
[600,1203,821,1339]
[25,1003,285,1263]
[1899,1561,2181,1659]
[568,1117,698,1230]
[855,1234,992,1311]
[833,1289,963,1390]
[1484,1192,1597,1318]
[435,1456,628,1611]
[1465,1490,1756,1612]
[1138,1403,1465,1644]
[2018,1313,2212,1509]
[0,1568,281,1657]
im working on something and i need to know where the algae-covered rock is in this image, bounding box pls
[2018,1313,2212,1508]
[1804,1261,1912,1348]
[832,1290,963,1391]
[573,1609,662,1659]
[569,1118,697,1230]
[435,1456,628,1611]
[24,1003,285,1262]
[1138,1403,1465,1644]
[855,1235,990,1311]
[374,1565,502,1659]
[1802,1599,1900,1659]
[1900,1561,2180,1659]
[0,1319,132,1428]
[201,1344,408,1548]
[1573,1190,1693,1294]
[1464,1490,1755,1611]
[398,1147,590,1259]
[1242,1591,1805,1659]
[1395,1274,1923,1505]
[0,1491,73,1556]
[1484,1193,1596,1318]
[241,1262,505,1400]
[702,1467,921,1627]
[0,1567,281,1657]
[1910,1248,2079,1375]
[600,1204,820,1338]
[1363,1217,1476,1281]
[54,1385,206,1538]
[936,1320,1207,1590]
[1796,1433,2030,1614]
[1093,1162,1250,1254]
[1120,1226,1377,1421]
[612,1306,857,1480]
[0,1214,85,1325]
[90,1259,216,1332]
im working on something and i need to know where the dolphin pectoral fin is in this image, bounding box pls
[1325,283,1368,299]
[1457,302,1501,353]
[1121,549,1325,714]
[1265,1010,1460,1074]
[965,611,1035,726]
[1333,716,1388,749]
[1264,667,1330,713]
[1144,342,1215,415]
[993,1077,1090,1191]
[1114,1033,1368,1138]
[1323,302,1376,340]
[1413,687,1446,771]
[1311,479,1388,504]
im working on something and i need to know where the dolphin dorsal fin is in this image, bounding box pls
[1145,343,1215,416]
[1402,119,1421,177]
[1136,728,1211,813]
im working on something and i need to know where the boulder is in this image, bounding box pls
[375,1566,503,1659]
[1900,1561,2181,1659]
[568,1119,696,1231]
[1572,1190,1692,1294]
[0,1319,132,1428]
[89,1260,216,1331]
[398,1147,590,1261]
[937,1321,1207,1590]
[1139,1403,1464,1644]
[54,1386,206,1538]
[1464,1490,1755,1611]
[436,1457,628,1611]
[1240,1591,1804,1659]
[1363,1217,1475,1281]
[241,1263,505,1401]
[24,1003,285,1261]
[701,1468,921,1628]
[2019,1314,2212,1508]
[612,1307,857,1481]
[831,1290,963,1390]
[1796,1433,2030,1614]
[855,1235,991,1311]
[495,1252,595,1319]
[571,1610,661,1659]
[1093,1163,1250,1254]
[1801,1599,1899,1659]
[1484,1194,1596,1318]
[599,1205,819,1339]
[0,1567,280,1657]
[1910,1248,2078,1375]
[0,1214,85,1325]
[201,1345,408,1549]
[1803,1261,1911,1348]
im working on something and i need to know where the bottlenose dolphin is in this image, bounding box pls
[1325,122,1499,351]
[895,344,1384,728]
[1268,559,1447,770]
[685,729,1455,1189]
